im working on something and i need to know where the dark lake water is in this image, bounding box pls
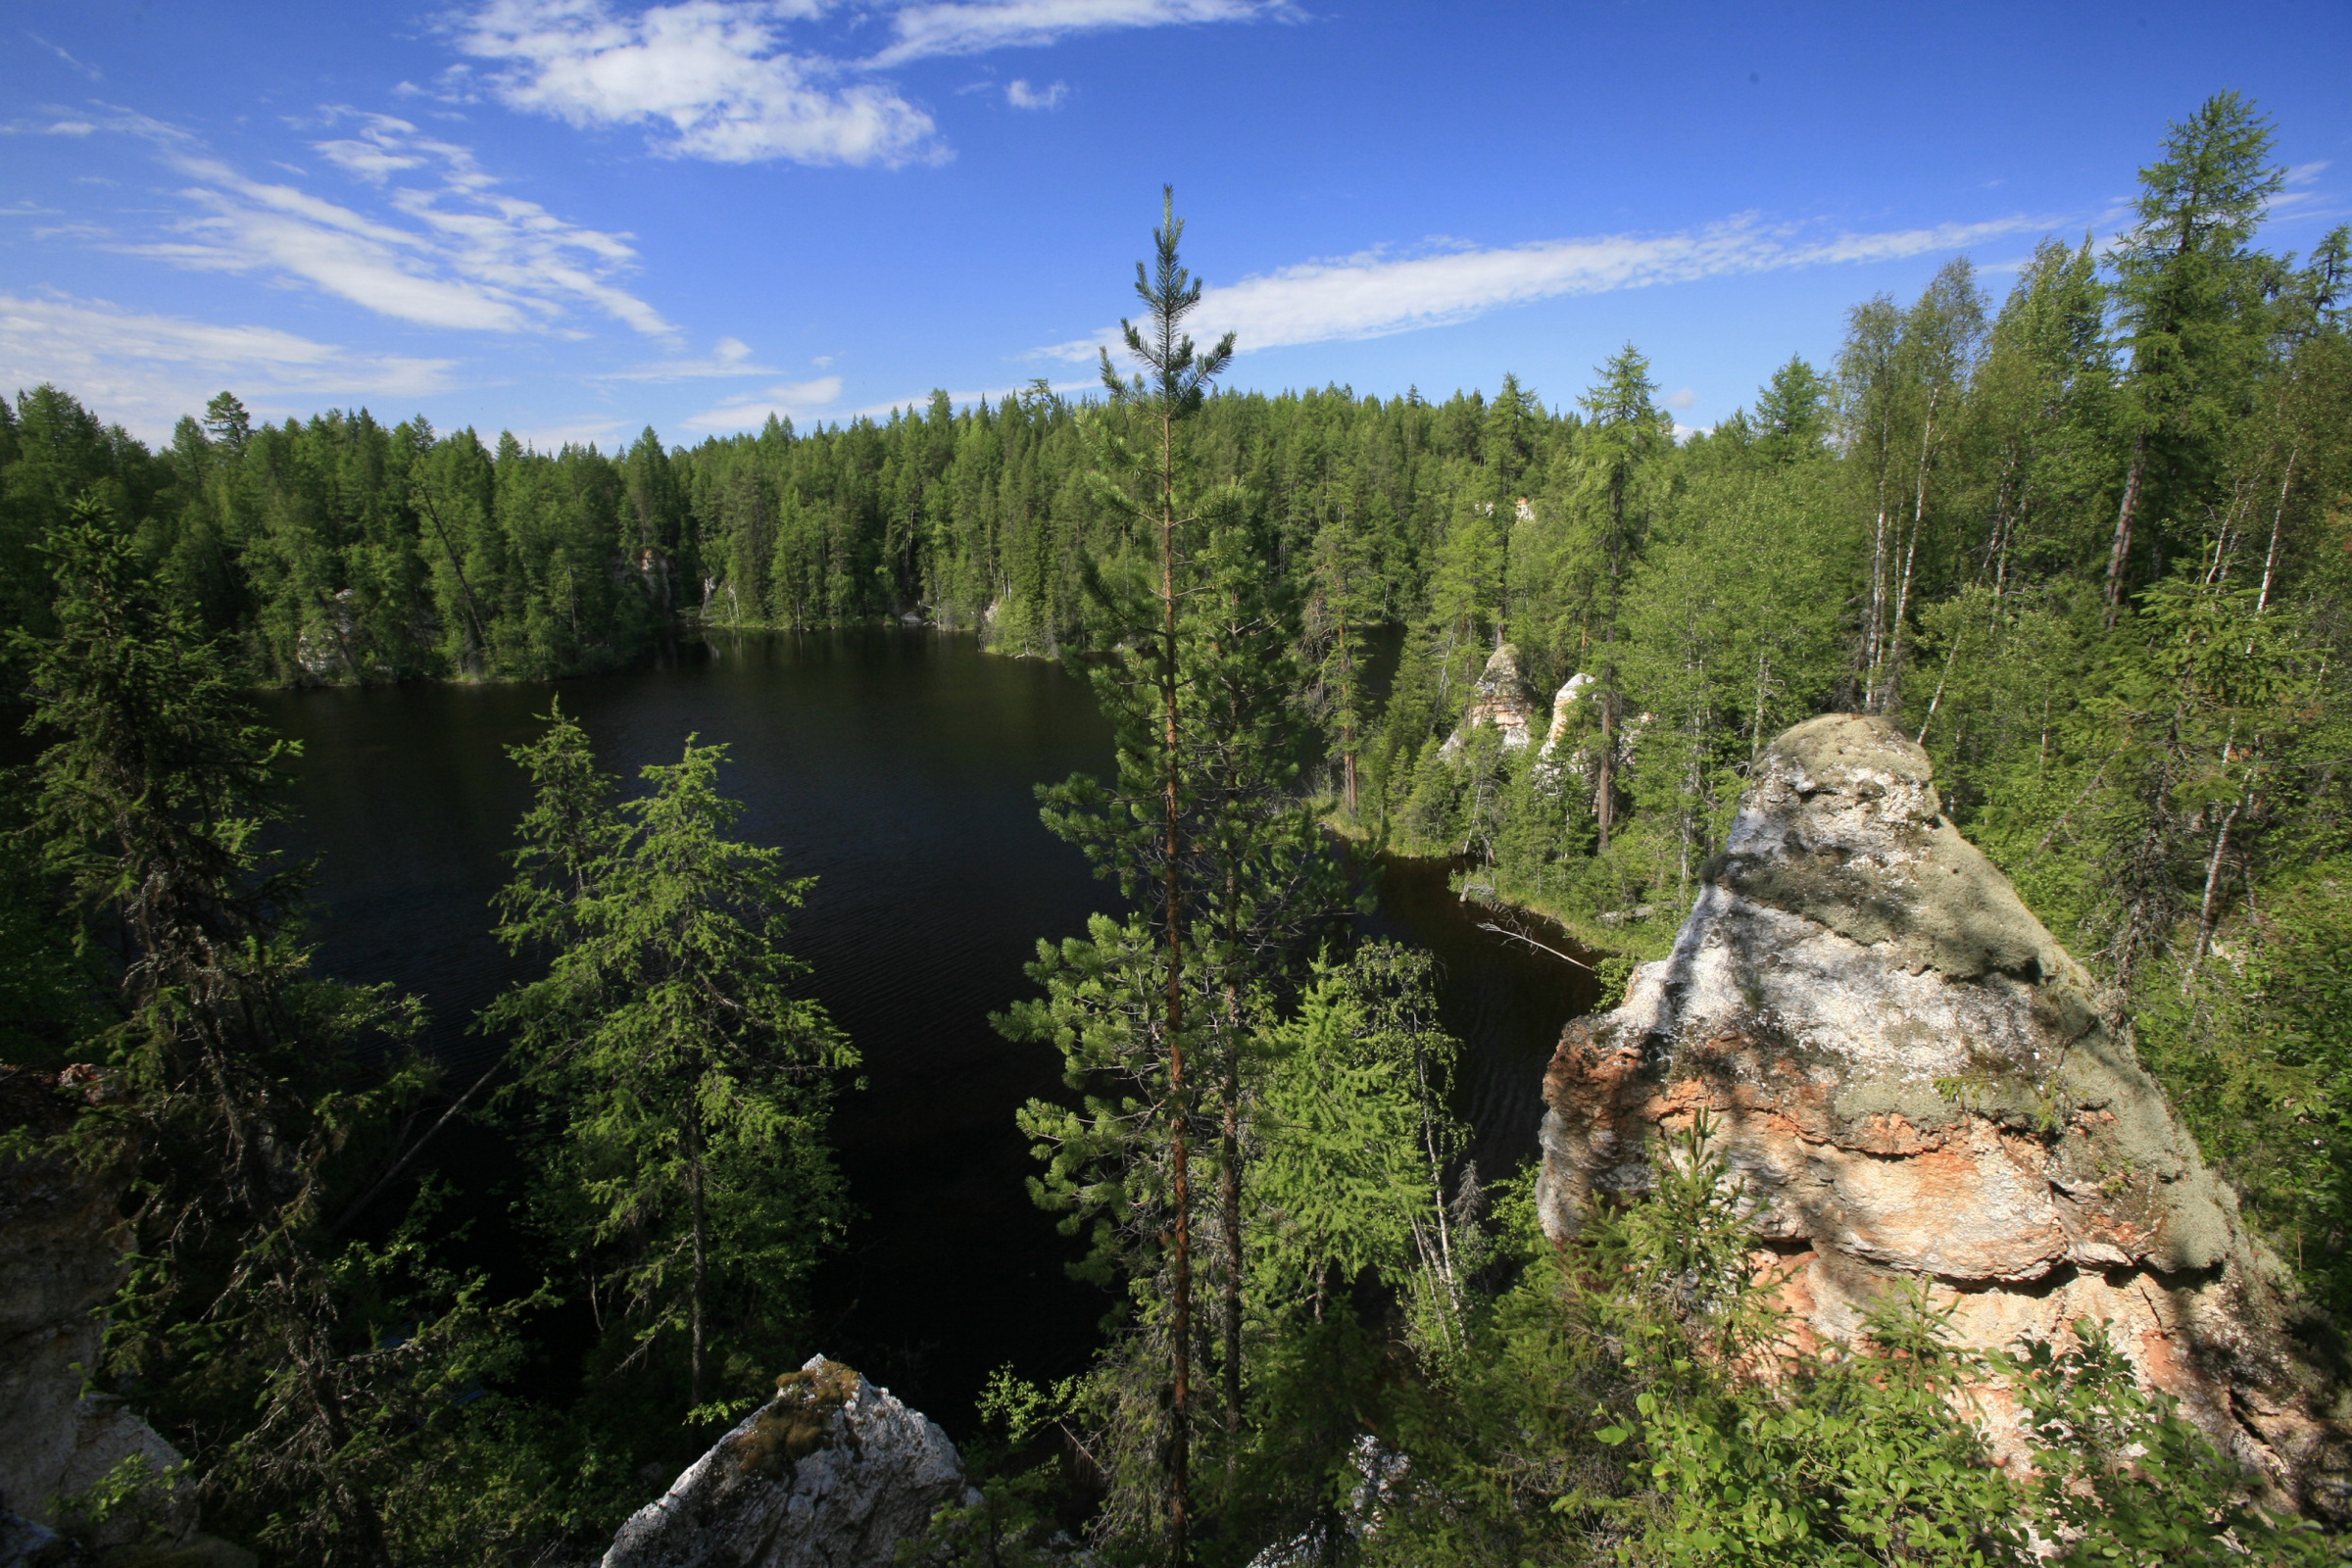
[241,628,1592,1429]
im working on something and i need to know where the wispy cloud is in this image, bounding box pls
[597,334,776,379]
[452,0,941,167]
[0,290,459,439]
[870,0,1285,66]
[1004,77,1065,110]
[446,0,1279,165]
[1036,212,2062,360]
[25,31,103,81]
[98,107,672,336]
[507,414,633,449]
[683,373,846,429]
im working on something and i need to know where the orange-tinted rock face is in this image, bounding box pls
[1535,713,2351,1515]
[1445,644,1541,752]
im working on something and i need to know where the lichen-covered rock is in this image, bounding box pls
[602,1357,965,1568]
[1443,645,1540,753]
[0,1068,192,1553]
[1536,713,2350,1512]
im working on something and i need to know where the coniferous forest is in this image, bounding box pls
[6,92,2352,1565]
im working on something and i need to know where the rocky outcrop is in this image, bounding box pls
[0,1068,192,1552]
[603,1357,965,1568]
[1536,714,2349,1511]
[1538,672,1593,760]
[1443,644,1541,753]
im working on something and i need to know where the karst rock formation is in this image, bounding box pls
[1536,712,2349,1511]
[1443,643,1541,753]
[602,1356,966,1568]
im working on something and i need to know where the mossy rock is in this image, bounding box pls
[731,1359,862,1477]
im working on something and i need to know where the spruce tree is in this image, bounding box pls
[16,497,521,1566]
[487,710,854,1420]
[1571,345,1668,850]
[2104,91,2284,619]
[1004,188,1241,1562]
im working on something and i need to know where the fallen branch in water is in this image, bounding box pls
[1476,920,1592,971]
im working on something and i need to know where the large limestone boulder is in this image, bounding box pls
[1536,713,2349,1510]
[0,1068,192,1552]
[603,1357,965,1568]
[1443,644,1541,753]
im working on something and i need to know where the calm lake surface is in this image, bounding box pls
[250,628,1593,1427]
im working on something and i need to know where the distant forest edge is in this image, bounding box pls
[4,95,2350,958]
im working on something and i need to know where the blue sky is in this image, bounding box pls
[5,0,2348,447]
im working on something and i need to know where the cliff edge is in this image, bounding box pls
[1536,712,2349,1512]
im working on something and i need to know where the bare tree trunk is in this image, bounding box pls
[1749,651,1771,769]
[2258,439,2299,615]
[1884,389,1939,715]
[2104,433,2149,627]
[1220,1025,1242,1437]
[1159,401,1192,1568]
[413,480,492,673]
[1595,681,1616,852]
[1596,474,1625,851]
[689,1102,707,1411]
[1338,614,1357,816]
[2188,795,2245,979]
[1219,855,1243,1441]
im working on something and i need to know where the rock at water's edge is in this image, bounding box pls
[1536,713,2350,1512]
[603,1356,965,1568]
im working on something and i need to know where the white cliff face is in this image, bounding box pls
[1442,644,1541,753]
[1539,672,1593,760]
[602,1357,965,1568]
[1536,714,2349,1513]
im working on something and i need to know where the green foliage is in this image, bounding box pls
[487,707,856,1422]
[11,496,550,1568]
[2010,1322,2334,1566]
[1252,943,1478,1353]
[1353,1120,2318,1568]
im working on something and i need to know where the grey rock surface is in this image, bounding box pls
[0,1069,191,1553]
[1536,713,2349,1511]
[602,1357,965,1568]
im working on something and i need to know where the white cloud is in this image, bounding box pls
[26,31,104,81]
[508,415,632,449]
[445,0,1280,164]
[683,373,845,429]
[104,107,672,337]
[1037,212,2061,360]
[1004,77,1065,110]
[1665,386,1697,411]
[453,0,941,167]
[870,0,1284,67]
[0,291,459,439]
[597,334,776,379]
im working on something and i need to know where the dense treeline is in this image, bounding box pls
[5,89,2351,1567]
